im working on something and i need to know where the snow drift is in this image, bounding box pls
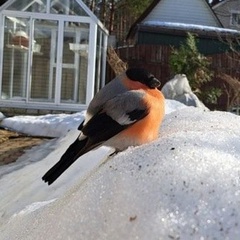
[161,74,207,109]
[0,102,240,240]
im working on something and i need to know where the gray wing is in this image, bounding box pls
[81,90,149,144]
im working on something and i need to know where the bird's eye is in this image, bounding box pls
[147,77,161,88]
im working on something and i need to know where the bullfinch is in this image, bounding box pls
[42,68,165,185]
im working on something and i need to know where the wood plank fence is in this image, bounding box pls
[106,45,240,111]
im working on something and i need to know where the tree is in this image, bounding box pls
[122,0,152,18]
[214,33,240,111]
[82,0,152,43]
[218,74,240,111]
[169,33,222,106]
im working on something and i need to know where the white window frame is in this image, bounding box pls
[230,11,240,27]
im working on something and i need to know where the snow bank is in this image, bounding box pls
[0,111,85,137]
[1,104,240,240]
[0,112,5,120]
[143,21,240,34]
[161,74,208,110]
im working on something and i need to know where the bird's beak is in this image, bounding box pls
[149,78,161,89]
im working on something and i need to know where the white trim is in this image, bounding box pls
[230,10,240,27]
[49,28,57,100]
[86,20,97,105]
[0,14,4,98]
[101,33,108,88]
[0,100,88,112]
[46,0,51,14]
[22,0,36,12]
[55,20,64,105]
[0,0,108,33]
[2,10,93,23]
[74,31,81,102]
[26,16,34,103]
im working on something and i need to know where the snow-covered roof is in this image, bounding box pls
[127,0,222,39]
[143,21,240,34]
[135,20,240,40]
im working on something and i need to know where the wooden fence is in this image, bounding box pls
[106,44,240,110]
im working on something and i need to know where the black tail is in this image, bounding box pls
[42,137,88,185]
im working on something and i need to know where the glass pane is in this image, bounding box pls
[7,0,47,13]
[94,27,106,95]
[60,22,89,104]
[30,19,58,102]
[94,28,102,94]
[61,68,76,102]
[2,16,30,100]
[51,0,88,16]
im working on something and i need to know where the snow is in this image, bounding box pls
[161,74,208,110]
[143,21,240,34]
[0,112,5,120]
[0,111,85,137]
[0,100,240,239]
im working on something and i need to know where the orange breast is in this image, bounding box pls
[120,88,165,145]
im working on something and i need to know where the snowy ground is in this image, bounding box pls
[0,100,240,240]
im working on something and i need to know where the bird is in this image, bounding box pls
[42,68,165,185]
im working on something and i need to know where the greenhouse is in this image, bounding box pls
[0,0,108,112]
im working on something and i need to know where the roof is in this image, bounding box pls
[138,21,240,38]
[212,0,229,9]
[127,0,223,39]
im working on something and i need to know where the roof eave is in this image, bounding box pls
[137,23,240,39]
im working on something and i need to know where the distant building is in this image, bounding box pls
[213,0,240,30]
[127,0,240,55]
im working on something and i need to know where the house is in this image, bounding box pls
[112,0,240,111]
[126,0,240,55]
[213,0,240,30]
[0,0,108,113]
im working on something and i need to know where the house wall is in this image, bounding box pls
[143,0,221,27]
[136,31,231,55]
[213,0,240,29]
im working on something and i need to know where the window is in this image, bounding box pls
[2,16,31,100]
[60,22,90,104]
[231,12,240,27]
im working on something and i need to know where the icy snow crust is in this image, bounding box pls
[1,102,240,239]
[0,111,85,137]
[143,21,240,34]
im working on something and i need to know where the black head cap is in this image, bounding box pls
[126,68,161,89]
